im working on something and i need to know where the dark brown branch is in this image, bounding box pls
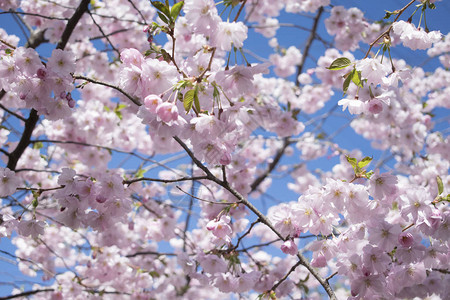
[89,28,131,41]
[7,0,90,171]
[7,109,39,170]
[250,137,291,192]
[127,0,148,25]
[233,0,247,22]
[0,10,68,21]
[364,0,416,59]
[249,8,324,193]
[124,175,208,185]
[269,260,302,294]
[173,135,337,299]
[0,102,26,122]
[87,10,120,56]
[56,0,90,50]
[232,219,260,251]
[73,74,141,106]
[175,186,238,205]
[326,271,338,284]
[126,251,176,258]
[295,6,323,86]
[0,289,55,300]
[235,239,281,252]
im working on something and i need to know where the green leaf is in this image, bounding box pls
[135,168,145,179]
[115,103,127,111]
[358,156,372,168]
[224,0,240,7]
[342,70,353,95]
[183,89,195,112]
[327,57,352,70]
[352,70,363,88]
[4,48,12,55]
[157,11,169,24]
[151,1,171,17]
[114,104,125,120]
[33,142,44,150]
[384,11,392,19]
[160,48,171,62]
[193,85,200,112]
[437,176,444,195]
[170,1,184,21]
[346,156,357,169]
[366,170,374,179]
[32,193,39,208]
[174,79,190,90]
[212,84,220,100]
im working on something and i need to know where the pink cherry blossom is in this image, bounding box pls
[0,167,20,197]
[206,215,232,239]
[155,102,179,124]
[393,20,442,50]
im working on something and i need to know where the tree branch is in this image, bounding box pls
[73,74,141,106]
[56,0,90,50]
[173,135,337,299]
[6,0,91,171]
[295,6,323,86]
[0,289,55,300]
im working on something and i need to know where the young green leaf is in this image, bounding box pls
[436,175,443,195]
[342,69,353,95]
[32,193,39,208]
[193,85,201,112]
[183,89,195,112]
[358,156,372,168]
[33,142,44,150]
[352,70,363,88]
[151,1,171,24]
[157,11,169,24]
[170,1,184,21]
[346,156,357,169]
[327,57,352,70]
[212,84,220,102]
[135,168,145,179]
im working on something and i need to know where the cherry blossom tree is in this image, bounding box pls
[0,0,449,299]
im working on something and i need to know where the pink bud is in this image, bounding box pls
[219,152,231,165]
[96,195,107,203]
[36,68,48,79]
[144,94,162,113]
[68,98,75,108]
[398,232,414,248]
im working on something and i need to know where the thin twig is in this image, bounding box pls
[363,0,416,59]
[269,260,303,294]
[124,175,209,185]
[73,74,141,106]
